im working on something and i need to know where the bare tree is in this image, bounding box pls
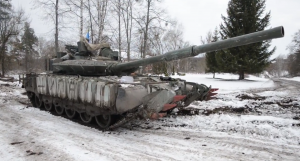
[266,55,287,77]
[36,38,65,58]
[287,30,300,54]
[131,0,168,73]
[197,30,214,73]
[87,0,93,43]
[286,30,300,76]
[0,6,25,76]
[120,0,134,61]
[134,0,166,58]
[34,0,71,54]
[162,23,185,51]
[200,30,213,45]
[67,0,109,44]
[148,26,166,74]
[64,0,87,38]
[80,0,83,36]
[163,23,191,74]
[37,37,47,57]
[94,0,108,43]
[150,26,165,55]
[141,0,151,59]
[148,22,190,74]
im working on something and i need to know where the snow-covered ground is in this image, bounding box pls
[0,73,299,161]
[282,76,300,82]
[173,73,275,93]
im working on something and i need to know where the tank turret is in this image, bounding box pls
[52,26,284,76]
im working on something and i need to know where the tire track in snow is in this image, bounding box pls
[1,83,300,161]
[2,101,300,161]
[0,103,74,161]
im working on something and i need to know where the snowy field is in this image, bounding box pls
[0,73,299,161]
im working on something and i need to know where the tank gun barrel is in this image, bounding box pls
[110,26,284,74]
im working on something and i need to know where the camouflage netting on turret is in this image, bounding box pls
[80,36,110,52]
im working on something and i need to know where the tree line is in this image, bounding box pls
[266,30,300,77]
[0,0,41,76]
[0,0,299,78]
[33,0,193,61]
[1,0,200,76]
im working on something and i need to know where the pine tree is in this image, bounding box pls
[219,0,275,80]
[21,22,38,72]
[205,27,220,78]
[22,22,38,50]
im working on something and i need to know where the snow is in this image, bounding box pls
[119,76,134,83]
[282,76,300,82]
[169,114,300,145]
[120,51,141,60]
[173,73,274,93]
[0,74,300,160]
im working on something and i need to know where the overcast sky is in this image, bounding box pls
[12,0,300,58]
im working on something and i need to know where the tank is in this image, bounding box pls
[24,26,284,130]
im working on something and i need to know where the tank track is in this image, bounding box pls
[108,112,140,130]
[24,76,218,130]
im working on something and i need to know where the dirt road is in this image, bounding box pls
[0,80,299,161]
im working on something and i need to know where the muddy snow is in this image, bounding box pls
[0,74,299,161]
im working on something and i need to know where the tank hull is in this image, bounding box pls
[24,73,212,129]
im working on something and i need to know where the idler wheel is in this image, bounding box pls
[95,115,112,129]
[65,108,77,119]
[55,105,64,115]
[80,112,93,124]
[35,95,43,108]
[27,92,37,107]
[44,102,53,111]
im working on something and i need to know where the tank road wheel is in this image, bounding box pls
[35,95,43,108]
[65,109,77,119]
[80,112,93,124]
[44,103,53,111]
[55,105,64,116]
[95,115,112,129]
